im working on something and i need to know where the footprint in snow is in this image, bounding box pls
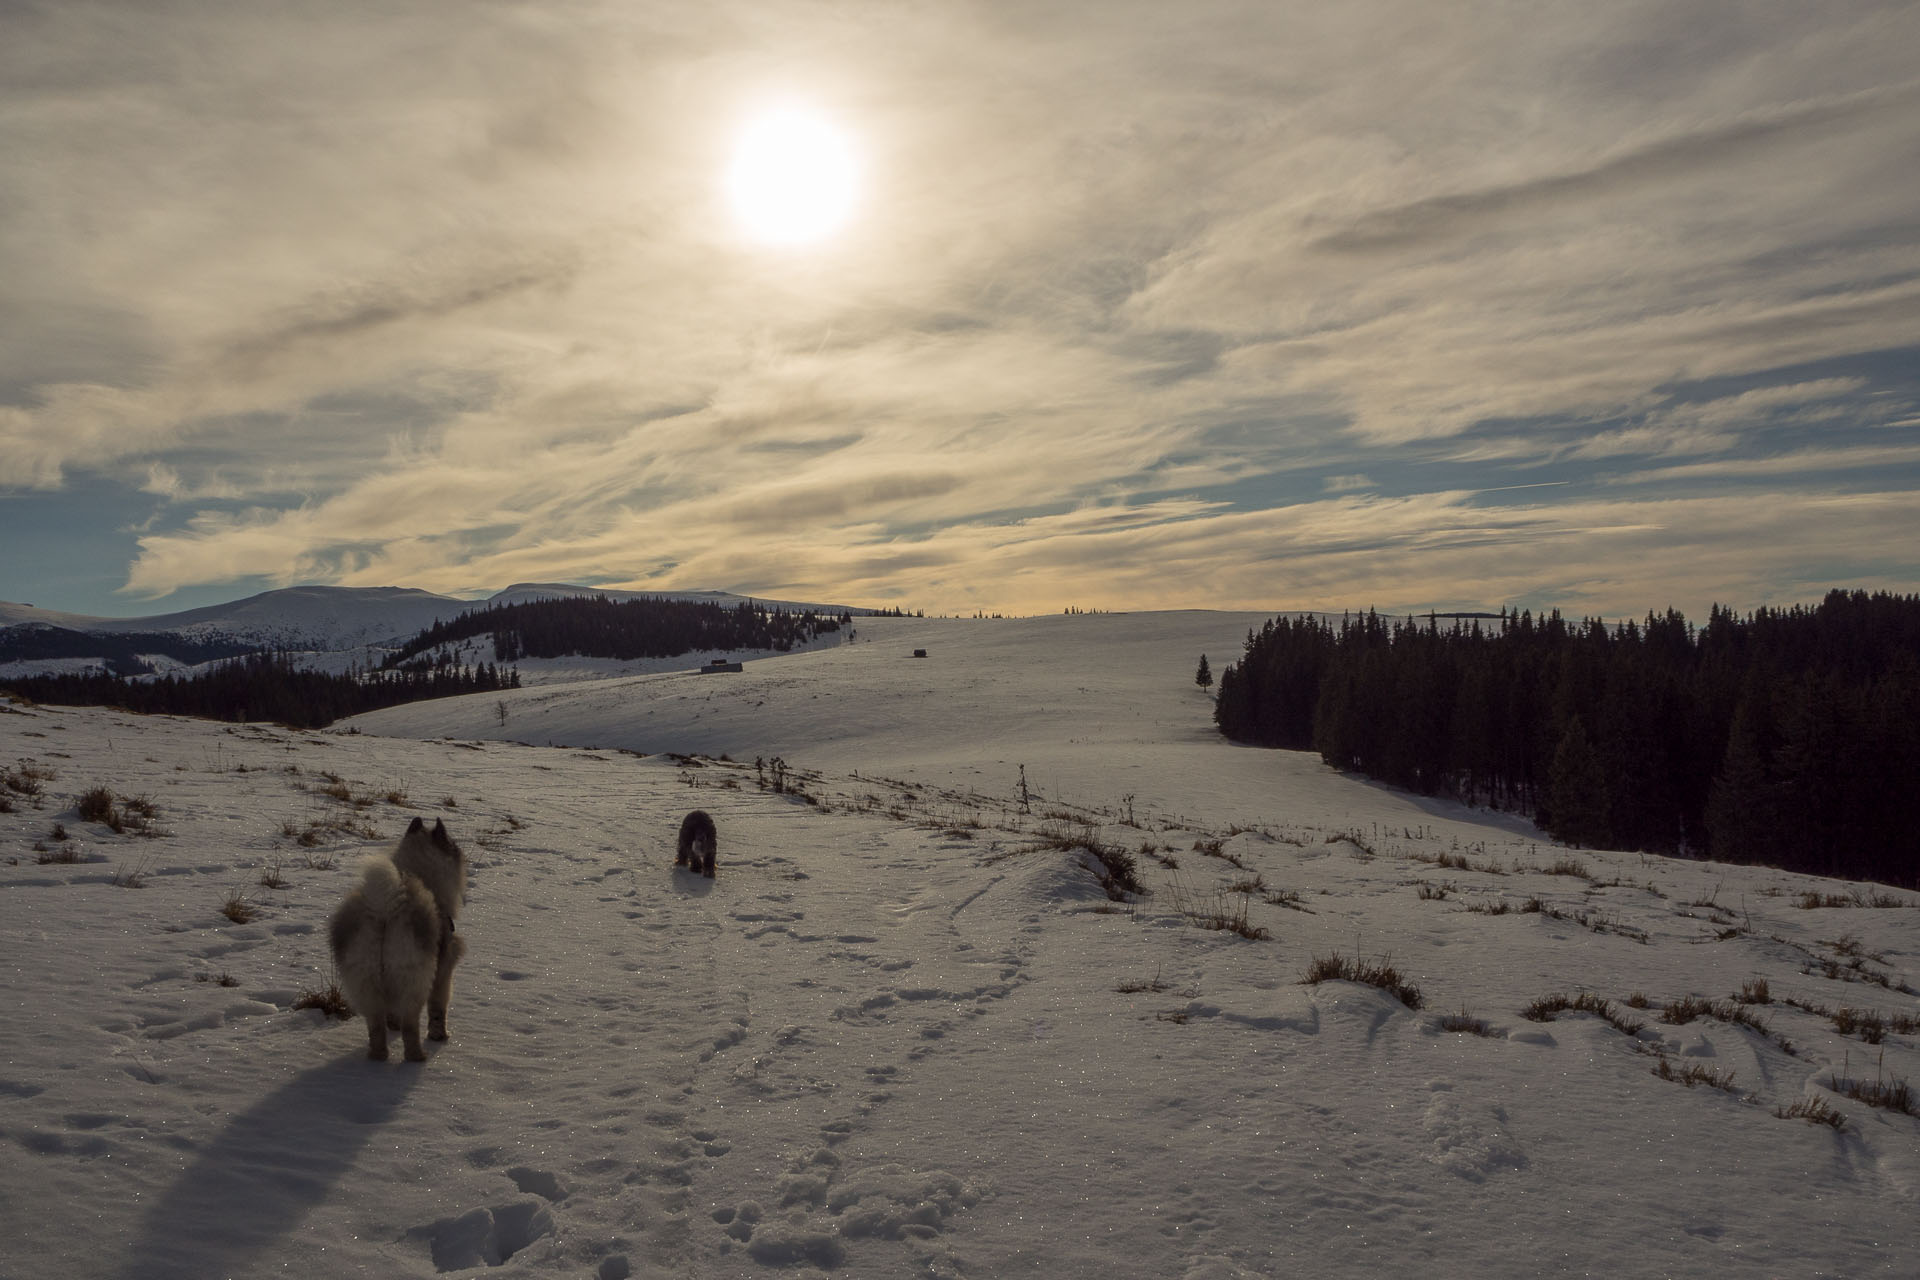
[1422,1083,1526,1181]
[408,1201,554,1272]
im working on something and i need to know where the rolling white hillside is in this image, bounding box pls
[1,611,1915,1278]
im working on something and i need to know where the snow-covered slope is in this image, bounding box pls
[0,582,868,677]
[489,582,873,617]
[0,585,470,649]
[2,613,1916,1279]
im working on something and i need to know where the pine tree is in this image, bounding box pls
[1195,654,1212,691]
[1546,715,1609,847]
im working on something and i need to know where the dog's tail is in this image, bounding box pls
[334,856,439,1010]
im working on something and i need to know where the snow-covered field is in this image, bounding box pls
[3,613,1916,1278]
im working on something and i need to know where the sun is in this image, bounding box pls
[725,105,860,246]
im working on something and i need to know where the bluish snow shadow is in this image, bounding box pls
[114,1055,421,1280]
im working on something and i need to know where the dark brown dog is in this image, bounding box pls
[676,810,717,877]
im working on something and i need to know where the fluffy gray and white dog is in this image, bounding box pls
[328,816,468,1062]
[676,809,717,877]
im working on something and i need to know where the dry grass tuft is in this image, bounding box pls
[1437,1008,1496,1037]
[219,892,259,924]
[1663,996,1771,1036]
[292,981,353,1020]
[1522,992,1643,1036]
[1775,1096,1847,1129]
[1303,951,1422,1009]
[1829,1054,1917,1116]
[1116,969,1172,994]
[1651,1057,1741,1093]
[75,785,118,824]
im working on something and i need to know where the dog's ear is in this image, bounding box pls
[431,818,453,850]
[407,816,426,835]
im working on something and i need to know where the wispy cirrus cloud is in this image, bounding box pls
[2,0,1917,618]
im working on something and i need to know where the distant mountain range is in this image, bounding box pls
[0,583,874,671]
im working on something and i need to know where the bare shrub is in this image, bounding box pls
[75,786,118,824]
[219,893,258,924]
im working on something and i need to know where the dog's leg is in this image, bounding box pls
[400,1011,427,1062]
[703,848,715,877]
[364,1011,390,1061]
[428,934,467,1042]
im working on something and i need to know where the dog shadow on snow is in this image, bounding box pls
[670,867,716,897]
[115,1054,422,1280]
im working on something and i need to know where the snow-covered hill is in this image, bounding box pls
[2,612,1916,1278]
[0,582,870,679]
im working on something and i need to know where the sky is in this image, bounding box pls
[3,0,1919,621]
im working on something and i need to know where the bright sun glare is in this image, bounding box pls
[725,105,859,246]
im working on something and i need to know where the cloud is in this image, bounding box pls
[1307,82,1920,254]
[4,1,1919,615]
[1610,443,1920,486]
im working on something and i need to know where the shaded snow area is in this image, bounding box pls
[399,628,852,688]
[3,612,1918,1278]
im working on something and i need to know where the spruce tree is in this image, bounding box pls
[1546,715,1609,847]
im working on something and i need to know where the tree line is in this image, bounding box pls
[0,624,256,674]
[384,596,848,666]
[1213,590,1920,886]
[1,653,518,730]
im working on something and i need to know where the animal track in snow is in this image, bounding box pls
[410,1200,555,1271]
[1422,1083,1526,1181]
[507,1166,567,1200]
